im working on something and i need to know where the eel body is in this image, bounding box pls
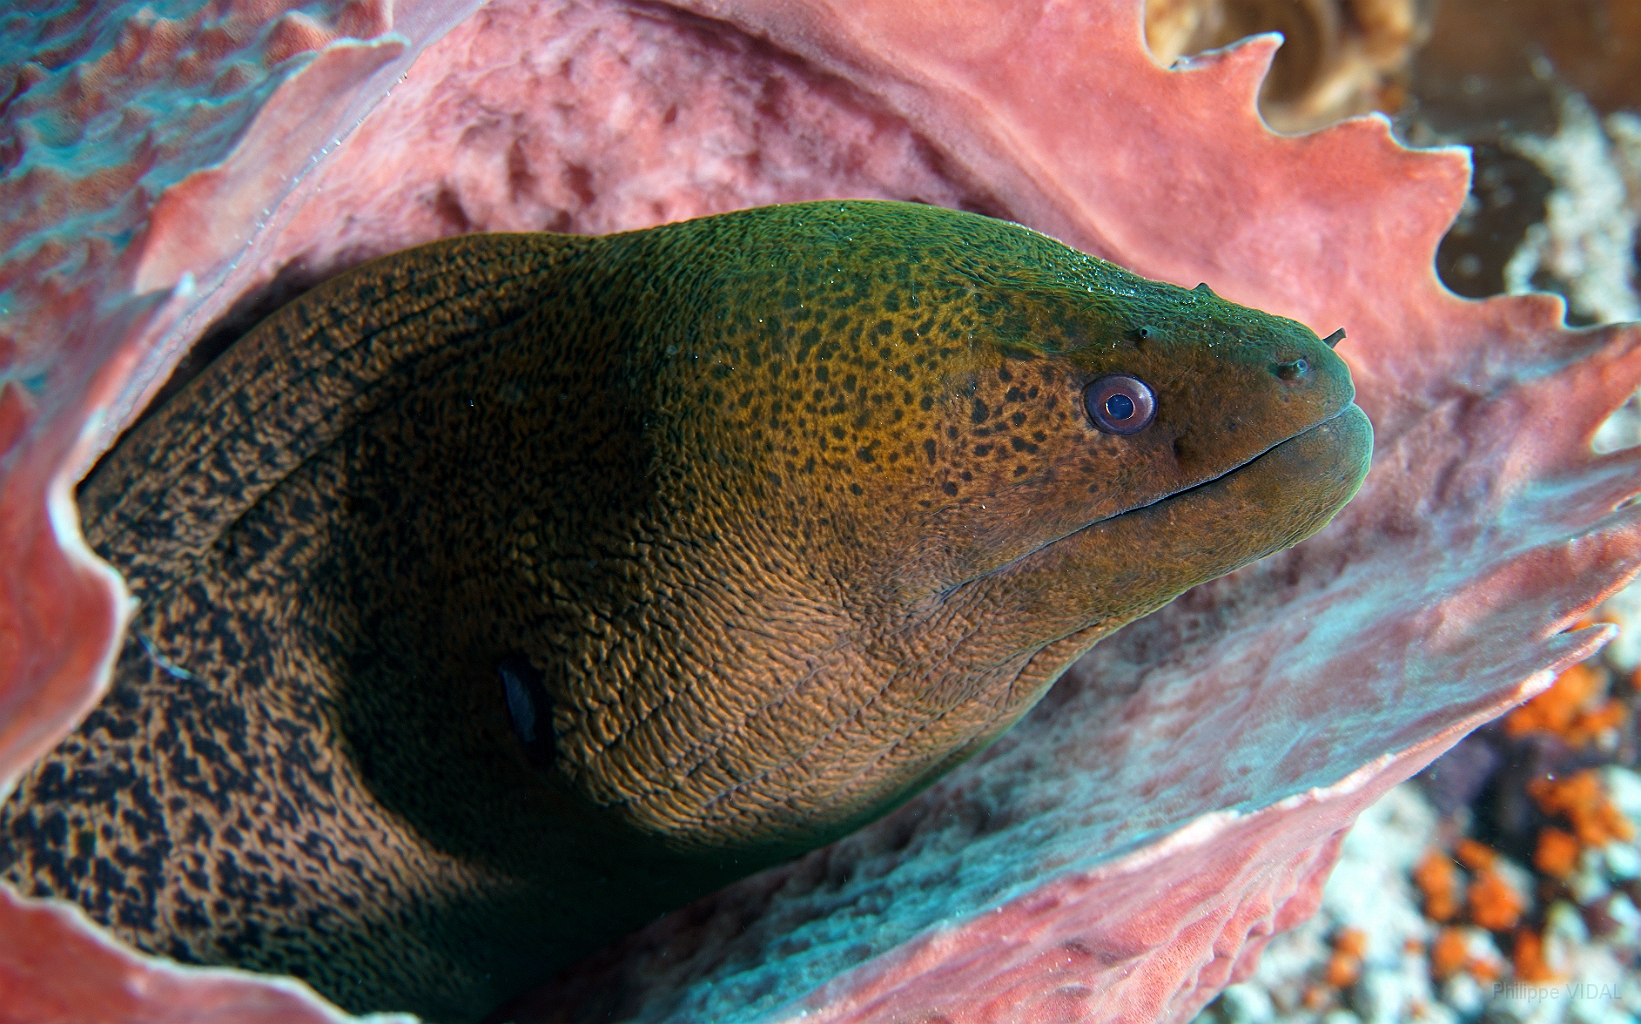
[0,201,1372,1020]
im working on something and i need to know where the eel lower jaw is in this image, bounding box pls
[981,403,1375,681]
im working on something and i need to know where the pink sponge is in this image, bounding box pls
[2,0,1639,1021]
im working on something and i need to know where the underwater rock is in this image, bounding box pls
[1410,0,1641,140]
[1143,0,1429,134]
[2,0,1641,1022]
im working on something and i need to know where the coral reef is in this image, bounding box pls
[3,0,1641,1022]
[1199,745,1641,1023]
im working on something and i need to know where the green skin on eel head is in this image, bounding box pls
[0,201,1372,1020]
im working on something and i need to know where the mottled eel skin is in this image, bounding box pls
[0,201,1371,1020]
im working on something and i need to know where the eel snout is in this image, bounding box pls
[962,401,1374,686]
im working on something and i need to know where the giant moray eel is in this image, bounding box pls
[0,201,1372,1020]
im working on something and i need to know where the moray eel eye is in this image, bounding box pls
[1085,374,1156,434]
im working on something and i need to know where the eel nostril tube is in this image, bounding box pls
[1275,358,1311,381]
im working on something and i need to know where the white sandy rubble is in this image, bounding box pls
[1192,773,1641,1024]
[1504,95,1641,326]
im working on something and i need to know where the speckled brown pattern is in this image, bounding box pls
[0,201,1370,1020]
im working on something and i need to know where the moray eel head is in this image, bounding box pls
[538,201,1373,857]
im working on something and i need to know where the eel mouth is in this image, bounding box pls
[988,401,1374,679]
[1108,402,1373,531]
[988,402,1374,594]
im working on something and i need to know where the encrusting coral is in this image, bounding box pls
[3,0,1641,1021]
[1501,656,1639,885]
[1411,841,1524,938]
[1504,659,1630,748]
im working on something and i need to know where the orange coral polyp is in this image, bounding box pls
[1511,929,1560,983]
[1467,954,1502,983]
[1324,952,1362,989]
[1466,870,1524,932]
[1566,702,1629,747]
[1455,838,1496,872]
[1430,928,1468,979]
[1528,769,1637,847]
[1332,927,1369,958]
[1504,662,1605,739]
[1323,926,1368,987]
[1413,851,1461,922]
[1533,827,1581,879]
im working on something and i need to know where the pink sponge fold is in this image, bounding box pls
[2,0,1640,1022]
